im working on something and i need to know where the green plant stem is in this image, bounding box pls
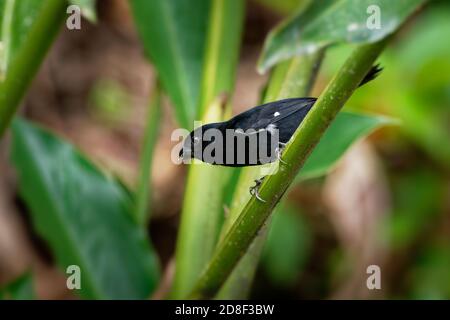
[190,38,389,299]
[218,52,324,240]
[0,0,67,138]
[1,0,16,77]
[171,98,228,299]
[198,0,245,118]
[171,0,245,299]
[135,83,162,226]
[216,52,324,299]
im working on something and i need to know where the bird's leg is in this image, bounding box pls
[249,176,266,203]
[275,142,287,164]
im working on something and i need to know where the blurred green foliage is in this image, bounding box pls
[0,273,34,300]
[408,244,450,299]
[89,79,131,125]
[295,1,450,299]
[262,204,312,287]
[130,0,212,128]
[297,112,396,181]
[388,168,444,248]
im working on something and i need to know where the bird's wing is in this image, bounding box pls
[227,98,316,131]
[258,98,316,127]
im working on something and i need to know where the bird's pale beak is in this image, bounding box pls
[179,147,192,161]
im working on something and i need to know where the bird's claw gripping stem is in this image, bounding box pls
[275,142,287,164]
[249,177,266,203]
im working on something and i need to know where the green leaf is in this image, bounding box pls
[297,112,396,181]
[262,204,311,287]
[10,118,160,300]
[258,0,427,72]
[0,273,34,300]
[70,0,97,23]
[130,0,212,128]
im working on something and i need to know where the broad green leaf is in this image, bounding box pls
[296,112,396,181]
[258,0,427,72]
[70,0,97,23]
[11,119,160,300]
[262,204,311,287]
[0,273,34,300]
[130,0,212,129]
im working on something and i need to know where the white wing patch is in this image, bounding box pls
[235,124,278,136]
[267,124,277,135]
[274,112,280,117]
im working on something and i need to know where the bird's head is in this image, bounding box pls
[179,123,222,162]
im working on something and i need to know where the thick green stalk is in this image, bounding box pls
[171,0,245,298]
[218,52,323,239]
[1,0,16,78]
[0,0,67,137]
[190,39,389,299]
[172,98,227,299]
[216,52,323,299]
[134,83,162,226]
[198,0,245,118]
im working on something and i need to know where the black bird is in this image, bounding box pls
[179,65,382,168]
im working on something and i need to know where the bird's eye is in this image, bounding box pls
[193,136,200,144]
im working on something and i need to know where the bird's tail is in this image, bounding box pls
[358,64,383,88]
